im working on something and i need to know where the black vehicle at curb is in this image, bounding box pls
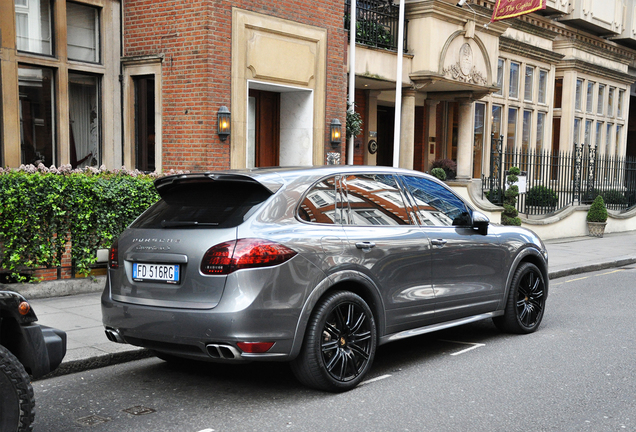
[0,291,66,432]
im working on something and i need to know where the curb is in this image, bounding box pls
[548,258,636,280]
[0,276,105,299]
[35,348,153,381]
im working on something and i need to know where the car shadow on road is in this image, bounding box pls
[129,319,508,397]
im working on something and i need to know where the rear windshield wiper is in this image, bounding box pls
[161,220,219,228]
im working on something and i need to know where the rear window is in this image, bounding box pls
[131,179,272,229]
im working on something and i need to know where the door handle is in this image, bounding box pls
[355,241,376,250]
[431,239,447,247]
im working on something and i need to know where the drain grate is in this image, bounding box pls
[75,414,110,426]
[122,405,156,416]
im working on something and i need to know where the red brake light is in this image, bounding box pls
[236,341,275,353]
[109,239,119,269]
[200,239,297,275]
[200,241,236,274]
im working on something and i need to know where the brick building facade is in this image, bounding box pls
[121,0,348,172]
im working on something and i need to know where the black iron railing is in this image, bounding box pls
[483,134,636,216]
[344,0,408,52]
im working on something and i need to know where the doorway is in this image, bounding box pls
[376,106,394,167]
[134,75,155,172]
[249,89,280,167]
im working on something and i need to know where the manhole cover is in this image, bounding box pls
[122,405,156,416]
[75,414,110,426]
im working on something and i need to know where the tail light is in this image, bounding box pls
[201,239,297,275]
[109,239,119,269]
[237,341,275,353]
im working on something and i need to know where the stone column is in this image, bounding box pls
[399,90,416,169]
[456,100,473,181]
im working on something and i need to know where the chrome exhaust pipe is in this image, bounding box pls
[105,328,125,343]
[205,344,241,360]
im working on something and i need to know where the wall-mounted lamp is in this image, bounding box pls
[218,106,231,141]
[330,118,342,147]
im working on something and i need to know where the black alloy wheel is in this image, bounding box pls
[0,344,35,432]
[291,291,377,392]
[494,262,546,334]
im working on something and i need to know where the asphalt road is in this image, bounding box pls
[33,266,636,432]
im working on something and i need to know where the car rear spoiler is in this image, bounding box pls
[154,173,284,196]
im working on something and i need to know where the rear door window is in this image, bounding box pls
[131,179,271,229]
[342,174,413,226]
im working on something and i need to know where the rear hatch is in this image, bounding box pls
[109,173,274,309]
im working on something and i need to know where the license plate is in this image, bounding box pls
[133,263,180,284]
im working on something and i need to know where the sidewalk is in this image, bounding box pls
[22,230,636,379]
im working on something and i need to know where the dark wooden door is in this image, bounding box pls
[250,89,280,167]
[134,75,155,172]
[377,106,394,167]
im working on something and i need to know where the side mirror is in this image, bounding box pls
[472,210,490,235]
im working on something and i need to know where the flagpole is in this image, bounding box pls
[393,0,405,168]
[347,0,356,165]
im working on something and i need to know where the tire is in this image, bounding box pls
[0,344,35,432]
[494,262,547,334]
[291,291,377,392]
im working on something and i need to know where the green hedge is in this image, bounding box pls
[0,164,164,281]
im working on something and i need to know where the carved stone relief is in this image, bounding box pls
[443,43,487,86]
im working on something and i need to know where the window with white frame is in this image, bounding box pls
[574,118,581,145]
[15,0,53,55]
[605,123,612,155]
[509,62,520,99]
[522,110,531,153]
[595,122,602,150]
[608,87,615,117]
[69,73,100,168]
[524,66,534,102]
[495,59,504,97]
[615,125,622,156]
[507,107,518,152]
[584,120,592,147]
[618,90,625,118]
[538,70,548,104]
[598,85,605,114]
[492,105,503,139]
[586,82,594,113]
[67,2,100,63]
[575,79,583,111]
[536,112,546,153]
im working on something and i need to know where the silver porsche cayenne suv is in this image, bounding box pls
[102,165,548,391]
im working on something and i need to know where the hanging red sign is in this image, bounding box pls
[490,0,546,22]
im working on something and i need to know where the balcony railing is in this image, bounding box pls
[344,0,408,52]
[483,135,636,216]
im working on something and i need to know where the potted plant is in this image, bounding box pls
[430,168,446,181]
[587,195,608,238]
[501,167,521,226]
[431,159,457,180]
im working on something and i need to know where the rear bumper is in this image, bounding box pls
[101,264,324,362]
[102,295,298,362]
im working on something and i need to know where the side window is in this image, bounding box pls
[400,176,470,227]
[342,174,412,226]
[298,176,344,224]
